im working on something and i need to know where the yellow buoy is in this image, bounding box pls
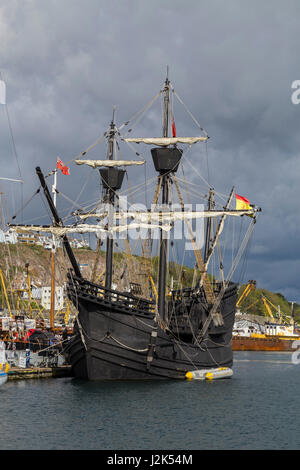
[185,371,193,380]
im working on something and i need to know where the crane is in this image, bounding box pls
[261,295,293,324]
[149,275,158,302]
[261,296,275,321]
[236,280,256,308]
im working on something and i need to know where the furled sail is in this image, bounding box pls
[9,222,173,236]
[78,209,255,221]
[75,159,145,168]
[10,224,108,236]
[124,137,208,146]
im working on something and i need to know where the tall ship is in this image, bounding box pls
[11,75,261,379]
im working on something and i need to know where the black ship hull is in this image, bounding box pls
[64,275,237,380]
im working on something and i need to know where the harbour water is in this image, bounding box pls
[1,351,300,450]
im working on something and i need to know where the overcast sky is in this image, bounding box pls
[1,0,300,302]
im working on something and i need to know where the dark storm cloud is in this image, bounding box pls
[1,0,300,299]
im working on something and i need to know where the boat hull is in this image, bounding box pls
[64,278,237,380]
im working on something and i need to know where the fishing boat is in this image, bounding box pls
[232,283,300,351]
[11,74,261,380]
[232,318,300,351]
[0,341,8,386]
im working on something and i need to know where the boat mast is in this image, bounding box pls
[157,76,170,321]
[99,108,125,292]
[104,109,116,291]
[150,72,182,321]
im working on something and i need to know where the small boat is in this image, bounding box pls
[0,343,9,386]
[0,364,8,386]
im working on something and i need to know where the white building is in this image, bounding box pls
[69,238,89,249]
[0,229,18,244]
[23,287,42,300]
[0,228,90,249]
[41,286,64,311]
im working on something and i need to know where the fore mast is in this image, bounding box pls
[99,108,125,292]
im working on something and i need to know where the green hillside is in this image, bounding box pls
[1,243,298,323]
[237,283,300,323]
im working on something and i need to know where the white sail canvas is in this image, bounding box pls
[0,80,6,105]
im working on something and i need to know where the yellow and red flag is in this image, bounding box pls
[235,194,251,210]
[235,194,254,217]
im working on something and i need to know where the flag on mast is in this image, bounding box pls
[0,80,6,105]
[235,193,254,216]
[235,194,251,210]
[171,112,176,137]
[57,157,70,175]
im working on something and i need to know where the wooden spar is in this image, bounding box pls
[50,170,57,330]
[204,188,214,263]
[35,167,82,278]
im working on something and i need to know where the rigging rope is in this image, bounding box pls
[197,217,257,341]
[0,71,24,221]
[9,187,41,223]
[173,89,209,138]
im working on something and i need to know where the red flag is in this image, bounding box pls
[57,158,63,170]
[61,165,70,175]
[57,157,70,175]
[171,113,176,137]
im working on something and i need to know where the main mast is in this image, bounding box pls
[151,74,182,321]
[105,110,116,291]
[158,77,170,321]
